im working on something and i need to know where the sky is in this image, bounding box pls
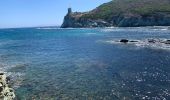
[0,0,110,28]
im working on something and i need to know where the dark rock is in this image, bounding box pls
[6,77,10,84]
[120,39,129,43]
[148,39,157,43]
[163,40,170,44]
[129,40,138,42]
[9,89,13,92]
[0,73,4,75]
[0,87,3,92]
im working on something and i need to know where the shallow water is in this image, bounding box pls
[0,27,170,100]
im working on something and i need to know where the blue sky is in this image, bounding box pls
[0,0,110,28]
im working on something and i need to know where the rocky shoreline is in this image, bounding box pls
[0,73,15,100]
[61,10,170,28]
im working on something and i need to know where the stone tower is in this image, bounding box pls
[68,8,72,15]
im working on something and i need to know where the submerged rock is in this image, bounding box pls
[163,40,170,44]
[0,73,15,100]
[120,39,129,43]
[148,39,157,43]
[129,40,138,43]
[147,38,170,45]
[108,38,170,50]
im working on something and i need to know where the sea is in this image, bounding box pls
[0,27,170,100]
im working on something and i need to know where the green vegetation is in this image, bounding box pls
[82,0,170,19]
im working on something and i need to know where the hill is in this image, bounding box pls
[61,0,170,28]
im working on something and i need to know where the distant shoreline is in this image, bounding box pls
[1,26,170,30]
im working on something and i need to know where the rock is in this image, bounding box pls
[148,39,157,43]
[163,40,170,44]
[120,39,129,43]
[0,86,3,92]
[6,77,10,84]
[114,38,170,50]
[0,73,4,75]
[129,40,138,42]
[0,73,15,100]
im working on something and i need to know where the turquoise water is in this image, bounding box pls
[0,27,170,100]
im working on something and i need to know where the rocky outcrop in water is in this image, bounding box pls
[106,38,170,50]
[0,73,15,100]
[61,0,170,28]
[120,39,129,43]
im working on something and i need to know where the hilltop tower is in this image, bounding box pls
[68,8,72,15]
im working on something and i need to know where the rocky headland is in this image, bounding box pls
[0,73,15,100]
[61,0,170,28]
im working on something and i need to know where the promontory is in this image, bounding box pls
[61,0,170,28]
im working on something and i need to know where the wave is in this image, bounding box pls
[135,40,170,50]
[7,72,25,89]
[36,27,60,30]
[86,33,97,35]
[0,61,27,89]
[152,28,169,31]
[36,27,99,30]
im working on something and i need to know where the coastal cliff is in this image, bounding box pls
[61,0,170,28]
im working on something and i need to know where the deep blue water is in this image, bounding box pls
[0,27,170,100]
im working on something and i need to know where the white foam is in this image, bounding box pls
[153,28,168,31]
[86,33,97,35]
[36,27,98,30]
[100,28,115,32]
[161,29,168,31]
[0,62,27,89]
[7,72,25,89]
[36,27,59,30]
[134,39,170,50]
[0,63,10,72]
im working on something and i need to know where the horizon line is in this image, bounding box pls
[0,25,61,29]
